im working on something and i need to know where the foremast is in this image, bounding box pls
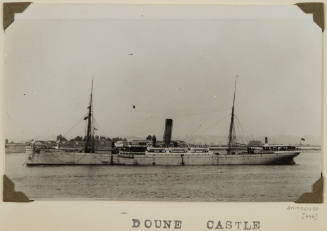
[84,80,95,153]
[227,76,237,154]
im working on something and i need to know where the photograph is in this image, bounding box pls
[3,2,322,202]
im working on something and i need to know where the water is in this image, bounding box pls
[5,151,321,201]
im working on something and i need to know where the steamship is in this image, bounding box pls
[26,79,300,166]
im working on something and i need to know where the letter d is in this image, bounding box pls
[132,219,141,228]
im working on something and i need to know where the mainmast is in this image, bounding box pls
[84,80,95,153]
[227,76,237,154]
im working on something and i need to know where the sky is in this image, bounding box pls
[3,4,322,142]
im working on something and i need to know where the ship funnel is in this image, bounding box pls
[163,119,173,147]
[265,137,268,144]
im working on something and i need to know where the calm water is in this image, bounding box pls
[5,151,321,201]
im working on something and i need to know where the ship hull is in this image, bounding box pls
[26,150,111,166]
[26,148,300,166]
[113,151,300,166]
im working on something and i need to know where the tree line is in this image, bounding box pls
[56,134,127,143]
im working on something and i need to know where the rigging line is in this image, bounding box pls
[187,112,229,135]
[236,116,250,143]
[93,118,105,136]
[234,122,245,145]
[234,116,245,144]
[191,112,231,135]
[200,112,231,133]
[234,115,250,144]
[55,108,91,138]
[235,120,254,144]
[62,117,85,138]
[93,118,112,138]
[135,106,233,119]
[170,107,233,118]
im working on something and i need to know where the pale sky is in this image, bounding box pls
[4,4,322,141]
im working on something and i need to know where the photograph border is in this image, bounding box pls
[0,1,326,231]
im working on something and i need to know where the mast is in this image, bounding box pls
[84,80,95,153]
[227,76,237,154]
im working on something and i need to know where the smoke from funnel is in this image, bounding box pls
[163,119,173,146]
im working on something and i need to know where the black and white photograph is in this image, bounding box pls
[3,2,323,202]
